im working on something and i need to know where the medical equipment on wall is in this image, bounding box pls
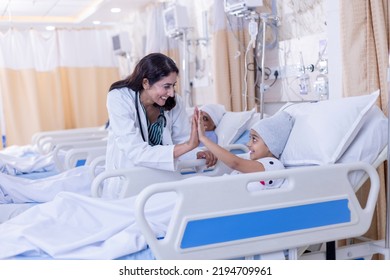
[162,4,190,38]
[314,74,328,100]
[224,0,263,16]
[112,32,131,56]
[111,32,132,79]
[314,39,329,100]
[162,4,192,108]
[224,0,279,117]
[296,52,314,95]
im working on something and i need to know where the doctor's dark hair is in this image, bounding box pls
[109,53,179,111]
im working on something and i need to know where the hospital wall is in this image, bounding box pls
[0,0,343,146]
[118,0,341,113]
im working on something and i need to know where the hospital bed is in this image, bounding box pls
[31,125,107,154]
[91,91,390,260]
[88,145,387,260]
[0,125,108,178]
[0,91,388,260]
[135,161,382,260]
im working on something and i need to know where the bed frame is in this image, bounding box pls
[90,144,247,198]
[52,139,107,171]
[32,128,107,154]
[134,162,383,260]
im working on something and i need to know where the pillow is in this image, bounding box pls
[234,129,250,145]
[337,105,388,190]
[216,109,255,145]
[280,90,380,166]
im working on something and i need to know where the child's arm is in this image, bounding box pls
[197,110,265,173]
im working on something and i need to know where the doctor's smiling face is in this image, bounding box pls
[142,72,177,107]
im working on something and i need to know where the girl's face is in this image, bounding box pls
[247,129,273,160]
[202,112,216,131]
[143,72,177,106]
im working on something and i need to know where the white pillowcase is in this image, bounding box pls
[281,90,380,166]
[337,105,388,190]
[216,109,255,145]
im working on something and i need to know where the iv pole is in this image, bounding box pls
[181,28,192,108]
[386,55,390,251]
[258,13,279,119]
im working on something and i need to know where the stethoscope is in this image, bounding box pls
[135,91,146,142]
[135,92,166,143]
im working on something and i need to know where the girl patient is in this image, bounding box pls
[196,109,294,190]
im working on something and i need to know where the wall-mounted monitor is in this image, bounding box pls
[112,32,131,56]
[162,4,190,38]
[224,0,263,15]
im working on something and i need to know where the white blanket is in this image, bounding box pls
[0,145,56,175]
[0,191,175,259]
[0,166,93,203]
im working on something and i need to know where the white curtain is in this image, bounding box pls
[0,28,117,70]
[0,28,120,146]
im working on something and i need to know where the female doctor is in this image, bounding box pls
[106,53,217,174]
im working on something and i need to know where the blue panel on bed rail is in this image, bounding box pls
[75,159,86,167]
[180,199,350,249]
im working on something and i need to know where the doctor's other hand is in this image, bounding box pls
[196,150,218,168]
[187,111,200,149]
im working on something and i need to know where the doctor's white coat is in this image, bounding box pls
[106,87,192,173]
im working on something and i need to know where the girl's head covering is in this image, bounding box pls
[250,111,294,158]
[200,104,226,126]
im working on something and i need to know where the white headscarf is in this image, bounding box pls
[251,111,294,158]
[200,104,226,126]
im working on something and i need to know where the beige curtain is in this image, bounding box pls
[0,28,120,147]
[340,0,389,258]
[0,67,118,146]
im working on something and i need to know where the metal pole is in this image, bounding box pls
[259,13,268,119]
[386,61,390,249]
[181,29,192,108]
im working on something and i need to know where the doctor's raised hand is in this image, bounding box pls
[191,108,217,168]
[105,52,216,172]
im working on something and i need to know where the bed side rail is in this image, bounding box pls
[35,130,108,154]
[90,158,209,198]
[31,126,105,145]
[52,139,107,171]
[63,146,107,171]
[135,162,380,260]
[90,144,247,198]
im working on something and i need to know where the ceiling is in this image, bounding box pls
[0,0,155,29]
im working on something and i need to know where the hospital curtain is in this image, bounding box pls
[0,28,119,146]
[211,0,256,111]
[339,0,389,259]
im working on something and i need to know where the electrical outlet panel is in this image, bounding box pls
[269,65,299,79]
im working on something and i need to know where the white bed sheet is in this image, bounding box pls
[0,166,94,204]
[0,191,175,259]
[0,145,56,175]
